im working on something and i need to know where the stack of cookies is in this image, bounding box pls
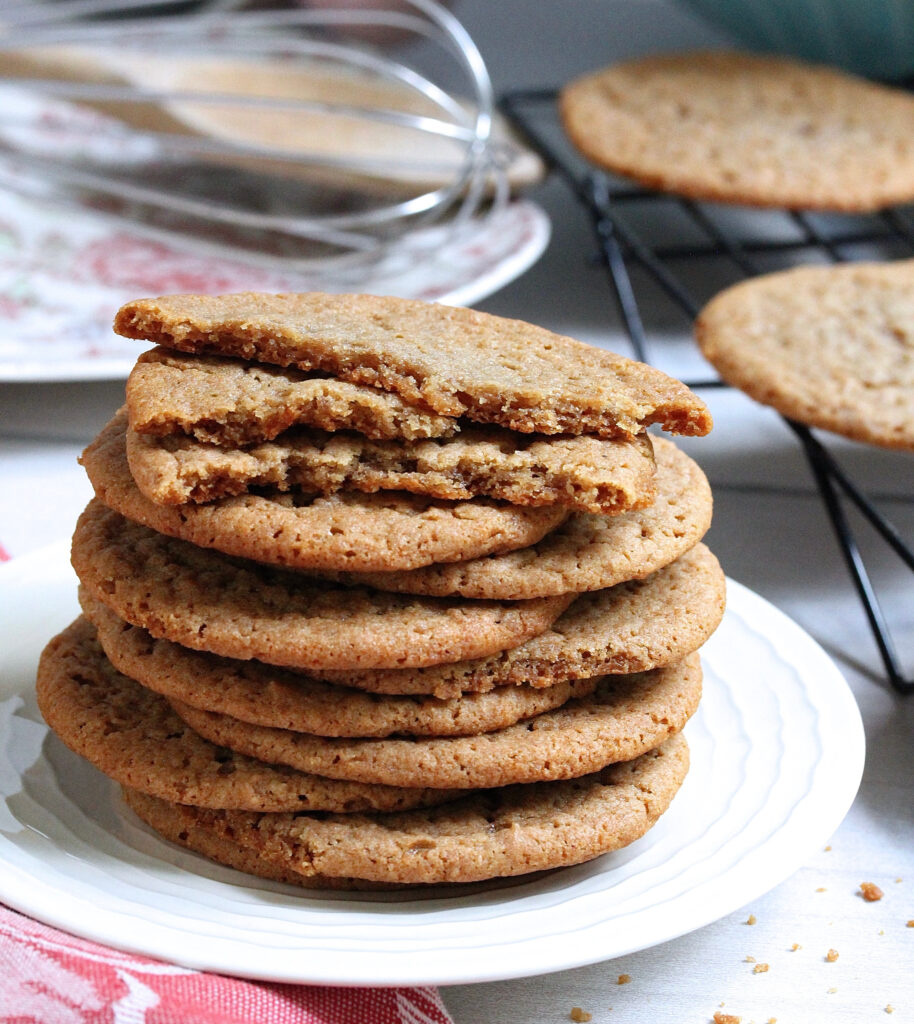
[37,292,726,890]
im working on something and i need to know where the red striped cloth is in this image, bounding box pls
[0,902,454,1024]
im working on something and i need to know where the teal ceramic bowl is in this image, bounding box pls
[678,0,914,80]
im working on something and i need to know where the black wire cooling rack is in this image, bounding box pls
[501,87,914,694]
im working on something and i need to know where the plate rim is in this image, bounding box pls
[0,199,551,384]
[0,542,865,986]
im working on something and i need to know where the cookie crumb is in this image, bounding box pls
[885,1006,894,1015]
[753,963,769,974]
[907,920,914,928]
[744,955,756,963]
[746,914,757,925]
[825,949,839,962]
[713,1013,741,1024]
[827,987,838,994]
[860,882,884,902]
[570,1008,592,1023]
[617,974,631,985]
[816,887,827,893]
[790,943,802,951]
[768,1019,777,1023]
[824,845,832,851]
[896,878,903,884]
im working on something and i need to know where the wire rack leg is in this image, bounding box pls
[789,423,913,693]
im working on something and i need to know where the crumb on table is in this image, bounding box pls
[713,1013,741,1024]
[825,949,840,963]
[570,1008,592,1023]
[617,974,631,985]
[753,963,770,974]
[860,882,884,902]
[790,943,802,951]
[746,914,757,925]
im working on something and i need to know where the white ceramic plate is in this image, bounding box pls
[0,193,550,383]
[0,543,864,986]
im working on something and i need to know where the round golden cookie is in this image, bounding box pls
[82,592,598,738]
[36,618,459,813]
[317,543,723,696]
[82,412,568,572]
[696,260,914,450]
[123,734,689,887]
[321,437,712,599]
[170,654,702,789]
[113,292,712,440]
[128,346,458,444]
[71,501,575,672]
[83,543,724,699]
[560,51,914,212]
[124,419,657,515]
[122,788,404,891]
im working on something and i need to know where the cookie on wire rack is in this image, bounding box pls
[696,259,914,450]
[560,50,914,212]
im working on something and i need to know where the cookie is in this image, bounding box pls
[83,543,723,699]
[318,436,711,599]
[113,292,712,439]
[122,787,403,891]
[71,501,575,671]
[696,260,914,450]
[82,412,568,572]
[170,654,702,789]
[560,51,914,212]
[319,542,723,696]
[127,347,458,444]
[36,617,459,813]
[125,420,657,515]
[82,593,598,738]
[124,733,689,886]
